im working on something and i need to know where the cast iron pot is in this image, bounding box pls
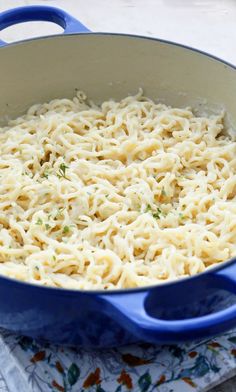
[0,5,235,347]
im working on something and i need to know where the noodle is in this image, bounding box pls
[0,89,235,289]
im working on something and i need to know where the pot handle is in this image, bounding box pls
[0,5,90,47]
[101,263,236,342]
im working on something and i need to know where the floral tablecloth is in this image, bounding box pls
[0,328,235,392]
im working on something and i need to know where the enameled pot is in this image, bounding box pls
[0,5,235,347]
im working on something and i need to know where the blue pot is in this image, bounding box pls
[0,5,235,347]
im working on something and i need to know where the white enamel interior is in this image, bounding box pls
[0,34,235,128]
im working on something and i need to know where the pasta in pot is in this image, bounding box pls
[0,89,235,290]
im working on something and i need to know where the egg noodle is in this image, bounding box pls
[0,89,235,290]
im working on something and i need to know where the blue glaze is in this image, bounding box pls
[0,5,90,47]
[0,6,235,347]
[0,262,236,347]
[101,265,236,344]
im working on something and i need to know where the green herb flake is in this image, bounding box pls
[145,204,163,219]
[56,207,66,217]
[45,223,51,230]
[35,266,39,270]
[63,226,70,234]
[42,169,50,179]
[145,204,152,213]
[152,207,162,219]
[161,188,167,196]
[36,218,43,225]
[57,163,69,179]
[53,255,56,261]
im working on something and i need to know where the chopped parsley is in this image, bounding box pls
[24,171,33,178]
[145,204,162,219]
[145,204,152,213]
[161,188,166,196]
[63,226,70,234]
[42,170,49,179]
[45,223,51,230]
[152,207,162,219]
[36,218,43,225]
[57,163,69,179]
[179,213,186,220]
[56,207,66,217]
[53,255,56,261]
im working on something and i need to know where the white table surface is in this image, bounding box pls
[0,1,235,391]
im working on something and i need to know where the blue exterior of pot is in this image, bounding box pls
[0,260,236,347]
[0,5,235,347]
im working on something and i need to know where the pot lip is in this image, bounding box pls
[0,31,235,296]
[1,31,236,72]
[1,256,235,298]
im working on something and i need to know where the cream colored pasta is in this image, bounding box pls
[0,89,235,290]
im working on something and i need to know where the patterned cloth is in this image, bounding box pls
[0,329,235,392]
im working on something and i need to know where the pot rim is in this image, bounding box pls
[0,31,235,296]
